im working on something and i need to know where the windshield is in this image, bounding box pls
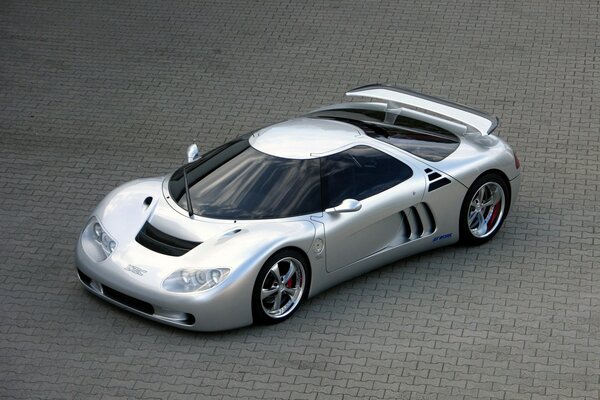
[169,139,321,220]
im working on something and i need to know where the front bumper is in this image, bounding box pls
[75,239,254,332]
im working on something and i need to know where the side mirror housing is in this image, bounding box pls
[186,144,200,163]
[325,199,362,214]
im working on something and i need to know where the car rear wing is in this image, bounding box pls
[346,84,499,135]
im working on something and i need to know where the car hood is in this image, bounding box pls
[91,176,317,276]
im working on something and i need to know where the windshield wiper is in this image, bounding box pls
[182,166,194,218]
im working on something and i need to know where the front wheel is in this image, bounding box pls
[459,173,510,245]
[252,249,309,325]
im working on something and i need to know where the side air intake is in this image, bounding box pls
[397,203,436,243]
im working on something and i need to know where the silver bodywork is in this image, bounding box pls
[76,85,522,331]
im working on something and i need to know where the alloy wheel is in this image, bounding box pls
[260,257,305,319]
[467,182,506,238]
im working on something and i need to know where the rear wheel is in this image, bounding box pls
[459,173,509,245]
[252,249,309,325]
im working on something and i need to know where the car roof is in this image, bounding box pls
[249,117,365,159]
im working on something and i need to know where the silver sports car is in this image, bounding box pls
[76,84,522,331]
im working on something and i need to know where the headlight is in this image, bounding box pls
[93,223,103,239]
[88,218,116,256]
[162,268,230,293]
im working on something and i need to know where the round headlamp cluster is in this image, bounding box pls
[91,221,116,254]
[163,268,230,293]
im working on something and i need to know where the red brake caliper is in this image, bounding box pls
[488,203,501,231]
[286,277,293,288]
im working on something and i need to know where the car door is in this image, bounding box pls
[315,145,426,272]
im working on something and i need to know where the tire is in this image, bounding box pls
[459,173,510,245]
[252,249,309,325]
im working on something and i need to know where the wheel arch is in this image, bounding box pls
[273,245,312,293]
[459,169,511,245]
[251,245,313,325]
[473,169,512,206]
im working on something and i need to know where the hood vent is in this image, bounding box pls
[135,222,201,256]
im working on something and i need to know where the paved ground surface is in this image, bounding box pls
[1,0,599,399]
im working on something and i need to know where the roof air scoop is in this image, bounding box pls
[387,107,468,135]
[346,84,499,135]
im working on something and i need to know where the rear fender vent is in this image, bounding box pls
[135,222,201,257]
[426,169,452,192]
[397,203,436,244]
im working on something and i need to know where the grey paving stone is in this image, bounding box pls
[1,0,599,399]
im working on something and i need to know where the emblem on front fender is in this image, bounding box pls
[432,233,452,243]
[125,265,147,276]
[313,238,324,255]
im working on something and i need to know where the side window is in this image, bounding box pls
[322,145,413,209]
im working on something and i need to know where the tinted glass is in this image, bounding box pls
[308,110,460,162]
[393,115,453,134]
[169,139,250,204]
[369,125,460,162]
[322,145,413,209]
[308,108,386,123]
[169,140,321,220]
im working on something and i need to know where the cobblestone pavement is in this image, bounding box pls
[1,1,599,399]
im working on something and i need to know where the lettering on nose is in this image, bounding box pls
[125,265,148,276]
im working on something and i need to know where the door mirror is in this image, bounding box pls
[186,144,200,163]
[325,199,362,214]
